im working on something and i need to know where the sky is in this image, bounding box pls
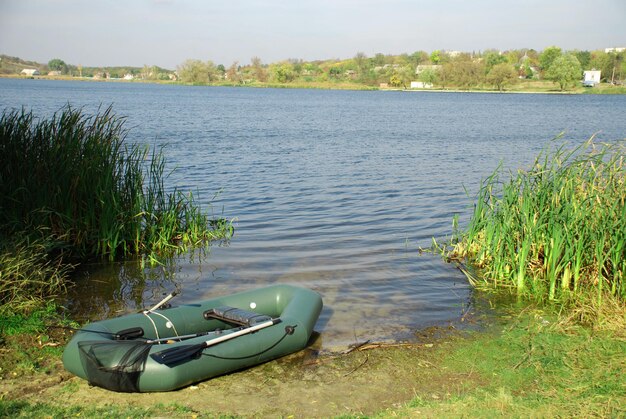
[1,0,625,69]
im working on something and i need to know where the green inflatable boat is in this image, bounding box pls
[62,284,323,392]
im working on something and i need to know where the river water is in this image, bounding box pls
[2,79,625,349]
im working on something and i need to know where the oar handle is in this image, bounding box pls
[203,318,282,348]
[145,291,178,312]
[146,332,206,344]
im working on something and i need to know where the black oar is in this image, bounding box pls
[46,325,144,340]
[151,318,281,365]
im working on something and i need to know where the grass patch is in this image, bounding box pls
[393,310,626,418]
[582,84,626,95]
[0,303,75,379]
[442,136,625,306]
[0,401,162,418]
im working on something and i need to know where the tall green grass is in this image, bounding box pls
[0,106,233,311]
[0,105,232,260]
[448,137,625,303]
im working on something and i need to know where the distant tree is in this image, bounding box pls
[251,56,267,82]
[373,53,386,67]
[303,62,320,76]
[394,54,411,66]
[591,50,624,83]
[140,65,159,80]
[177,59,208,84]
[504,50,522,65]
[539,46,562,72]
[448,57,484,89]
[614,52,625,83]
[430,50,441,65]
[328,65,343,79]
[521,62,534,79]
[419,67,438,86]
[205,61,220,82]
[525,49,540,62]
[389,73,401,87]
[358,67,378,86]
[288,58,304,76]
[48,58,67,74]
[439,62,453,88]
[409,51,430,66]
[545,54,582,91]
[486,63,518,91]
[226,61,242,83]
[483,50,507,74]
[271,62,295,83]
[395,65,415,88]
[573,50,591,70]
[354,52,369,76]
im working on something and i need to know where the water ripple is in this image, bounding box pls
[2,80,625,349]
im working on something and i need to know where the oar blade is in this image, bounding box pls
[150,318,280,366]
[150,343,206,365]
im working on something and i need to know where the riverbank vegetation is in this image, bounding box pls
[153,46,626,92]
[0,106,233,315]
[438,137,625,316]
[3,45,625,92]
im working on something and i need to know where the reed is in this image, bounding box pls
[447,136,625,303]
[0,105,232,270]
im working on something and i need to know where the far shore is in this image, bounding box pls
[2,73,625,95]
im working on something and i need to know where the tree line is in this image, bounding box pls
[4,46,624,91]
[0,55,172,80]
[176,47,625,91]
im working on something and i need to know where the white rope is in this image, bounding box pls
[141,292,180,342]
[142,310,161,341]
[142,309,180,342]
[149,310,180,338]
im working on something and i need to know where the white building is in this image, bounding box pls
[410,81,433,89]
[20,68,40,76]
[583,70,601,86]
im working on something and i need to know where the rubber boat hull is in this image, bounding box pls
[62,284,323,392]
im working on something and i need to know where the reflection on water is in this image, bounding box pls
[3,80,625,350]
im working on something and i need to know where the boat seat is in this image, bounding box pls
[203,306,272,327]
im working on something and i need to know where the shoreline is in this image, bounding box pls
[2,305,624,418]
[2,73,625,95]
